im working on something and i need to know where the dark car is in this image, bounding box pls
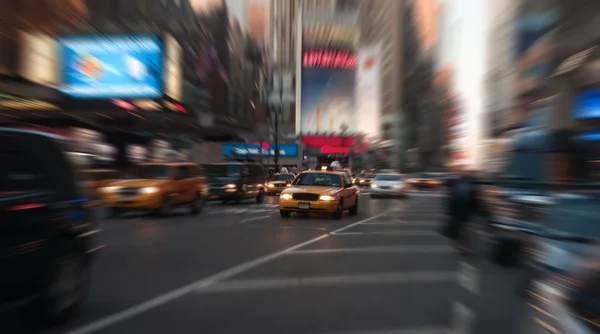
[0,128,99,324]
[266,173,295,195]
[204,162,267,204]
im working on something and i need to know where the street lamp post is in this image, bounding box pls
[268,71,294,171]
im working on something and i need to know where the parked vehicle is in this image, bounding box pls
[204,162,267,204]
[0,128,100,324]
[101,162,208,216]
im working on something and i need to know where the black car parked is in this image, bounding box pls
[0,128,100,324]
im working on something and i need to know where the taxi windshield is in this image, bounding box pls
[365,174,375,178]
[135,165,170,179]
[293,173,342,187]
[270,174,295,181]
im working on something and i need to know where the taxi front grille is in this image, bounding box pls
[292,193,319,201]
[119,187,139,197]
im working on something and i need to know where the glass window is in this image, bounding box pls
[270,174,295,181]
[0,149,45,192]
[205,164,241,177]
[135,165,171,179]
[176,166,190,179]
[375,174,403,181]
[293,173,342,187]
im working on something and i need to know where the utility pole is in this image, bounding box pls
[273,103,280,167]
[268,71,294,171]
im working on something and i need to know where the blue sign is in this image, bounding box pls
[222,144,299,157]
[58,35,163,99]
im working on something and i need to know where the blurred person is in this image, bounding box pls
[280,165,288,173]
[444,164,480,255]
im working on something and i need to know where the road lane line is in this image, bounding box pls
[289,245,454,255]
[320,327,448,334]
[457,262,480,295]
[331,230,439,236]
[239,215,271,224]
[450,302,475,334]
[64,210,393,334]
[196,271,457,293]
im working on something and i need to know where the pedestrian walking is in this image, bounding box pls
[443,165,481,255]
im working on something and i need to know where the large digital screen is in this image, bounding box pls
[58,35,163,99]
[573,90,600,119]
[301,49,356,134]
[222,143,299,157]
[303,49,357,70]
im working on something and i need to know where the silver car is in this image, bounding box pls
[370,173,408,198]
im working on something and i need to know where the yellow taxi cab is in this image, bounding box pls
[81,169,122,202]
[279,171,359,220]
[100,162,208,216]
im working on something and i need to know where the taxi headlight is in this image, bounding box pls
[359,180,365,183]
[319,195,334,201]
[140,187,159,194]
[102,186,120,192]
[371,184,378,188]
[268,184,275,187]
[281,193,293,200]
[225,184,237,189]
[286,184,291,187]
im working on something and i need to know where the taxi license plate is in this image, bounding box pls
[298,202,310,209]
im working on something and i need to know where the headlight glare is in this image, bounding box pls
[141,187,159,194]
[319,195,333,201]
[281,193,292,200]
[225,184,237,188]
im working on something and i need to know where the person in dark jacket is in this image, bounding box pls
[445,166,480,255]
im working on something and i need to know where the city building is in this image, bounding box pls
[358,0,404,169]
[408,0,442,171]
[484,0,519,138]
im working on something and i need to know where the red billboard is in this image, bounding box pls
[302,136,355,155]
[302,136,354,147]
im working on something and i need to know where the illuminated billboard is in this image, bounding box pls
[355,45,382,139]
[58,35,163,99]
[301,49,356,134]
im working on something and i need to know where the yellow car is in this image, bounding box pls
[279,171,359,220]
[101,162,208,216]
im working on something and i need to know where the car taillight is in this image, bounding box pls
[7,203,47,211]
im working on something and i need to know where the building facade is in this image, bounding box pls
[485,0,519,138]
[359,0,404,169]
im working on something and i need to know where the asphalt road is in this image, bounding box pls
[4,188,528,334]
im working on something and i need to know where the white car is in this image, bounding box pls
[370,173,408,198]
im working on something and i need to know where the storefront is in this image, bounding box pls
[301,136,355,169]
[221,143,302,171]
